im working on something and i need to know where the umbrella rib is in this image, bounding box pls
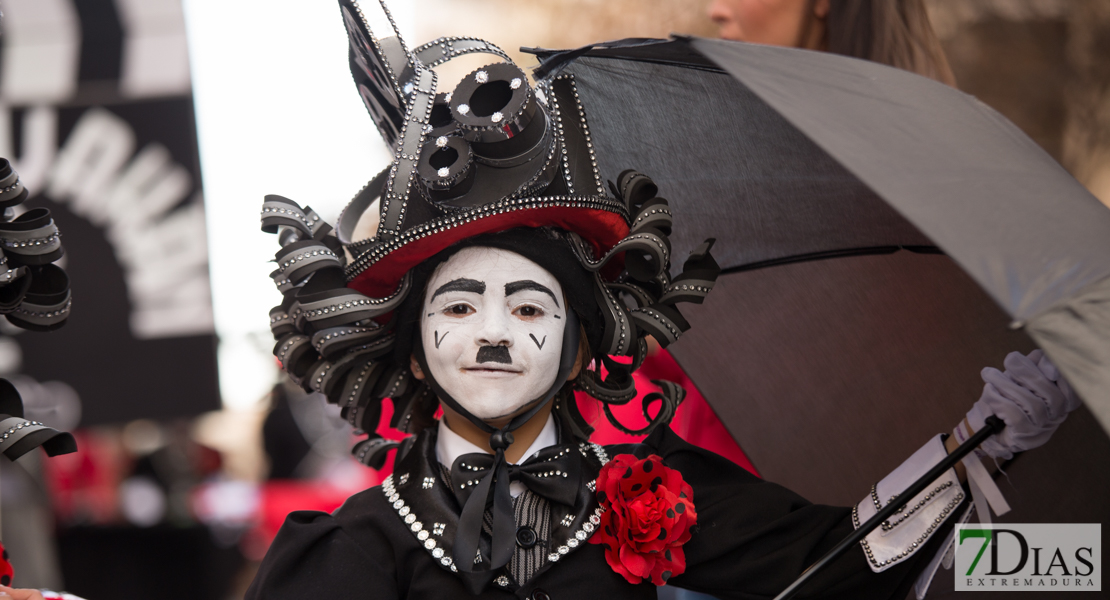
[720,245,942,275]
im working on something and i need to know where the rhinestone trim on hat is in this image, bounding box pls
[412,36,512,69]
[11,299,71,320]
[275,248,338,276]
[345,194,628,279]
[561,75,605,196]
[313,325,381,351]
[261,204,319,231]
[2,232,60,249]
[347,2,408,101]
[1,420,43,441]
[379,65,437,238]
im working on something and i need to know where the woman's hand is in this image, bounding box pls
[963,349,1081,460]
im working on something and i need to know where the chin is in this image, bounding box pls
[458,391,538,421]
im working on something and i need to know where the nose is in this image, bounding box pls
[475,307,513,347]
[707,0,730,26]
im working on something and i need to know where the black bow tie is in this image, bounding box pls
[451,443,582,508]
[449,443,583,572]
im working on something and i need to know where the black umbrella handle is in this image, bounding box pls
[773,415,1005,600]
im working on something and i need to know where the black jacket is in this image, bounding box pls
[246,425,935,599]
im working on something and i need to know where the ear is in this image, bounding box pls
[410,354,425,380]
[814,0,830,19]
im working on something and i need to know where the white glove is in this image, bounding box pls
[966,349,1082,461]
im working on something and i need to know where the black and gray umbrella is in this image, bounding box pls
[530,36,1110,592]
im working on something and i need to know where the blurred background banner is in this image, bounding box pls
[0,0,219,425]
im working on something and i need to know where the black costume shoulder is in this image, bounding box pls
[247,426,936,599]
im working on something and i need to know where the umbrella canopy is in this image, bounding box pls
[533,38,1110,509]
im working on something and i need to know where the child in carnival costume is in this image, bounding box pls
[248,2,1080,598]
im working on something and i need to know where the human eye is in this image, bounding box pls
[513,304,545,319]
[443,302,475,317]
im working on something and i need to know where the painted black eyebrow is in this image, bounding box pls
[504,280,559,307]
[431,278,486,299]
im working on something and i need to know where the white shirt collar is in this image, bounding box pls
[435,414,558,498]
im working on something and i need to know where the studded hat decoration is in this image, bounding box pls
[259,0,721,471]
[0,158,72,331]
[0,379,76,461]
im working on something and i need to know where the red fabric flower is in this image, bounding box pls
[589,454,697,586]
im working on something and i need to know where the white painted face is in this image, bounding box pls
[420,247,567,420]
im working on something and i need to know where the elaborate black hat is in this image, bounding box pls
[259,0,720,470]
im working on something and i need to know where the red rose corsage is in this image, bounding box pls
[589,454,697,586]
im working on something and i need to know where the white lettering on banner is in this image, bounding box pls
[47,108,214,338]
[0,0,81,104]
[113,0,192,98]
[102,145,192,232]
[0,106,58,192]
[48,109,136,219]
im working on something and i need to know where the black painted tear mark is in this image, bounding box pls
[435,330,449,349]
[529,334,546,349]
[427,312,435,317]
[553,315,561,319]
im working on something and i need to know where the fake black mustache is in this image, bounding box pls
[475,345,512,364]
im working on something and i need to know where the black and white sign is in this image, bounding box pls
[0,0,219,424]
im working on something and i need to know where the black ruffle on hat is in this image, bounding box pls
[0,379,77,461]
[258,0,721,473]
[0,158,72,331]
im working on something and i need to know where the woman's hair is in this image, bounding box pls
[823,0,956,86]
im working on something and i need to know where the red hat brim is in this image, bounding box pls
[348,204,630,298]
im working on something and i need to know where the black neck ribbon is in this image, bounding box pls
[414,308,581,575]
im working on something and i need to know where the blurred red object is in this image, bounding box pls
[242,406,407,559]
[0,541,13,586]
[41,429,125,525]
